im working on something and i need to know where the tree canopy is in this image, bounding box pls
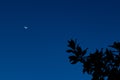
[66,39,120,80]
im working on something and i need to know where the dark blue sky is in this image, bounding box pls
[0,0,120,80]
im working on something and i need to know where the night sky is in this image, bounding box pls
[0,0,120,80]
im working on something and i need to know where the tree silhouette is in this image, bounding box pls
[66,39,120,80]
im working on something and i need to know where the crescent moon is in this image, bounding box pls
[24,26,28,29]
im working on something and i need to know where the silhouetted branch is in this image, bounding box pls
[66,39,120,80]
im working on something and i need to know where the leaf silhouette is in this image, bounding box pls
[66,40,120,80]
[66,50,74,53]
[109,42,120,52]
[69,56,78,64]
[68,39,76,49]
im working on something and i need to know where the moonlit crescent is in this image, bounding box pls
[24,26,28,29]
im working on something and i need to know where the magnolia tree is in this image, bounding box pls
[66,40,120,80]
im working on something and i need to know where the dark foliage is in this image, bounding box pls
[66,39,120,80]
